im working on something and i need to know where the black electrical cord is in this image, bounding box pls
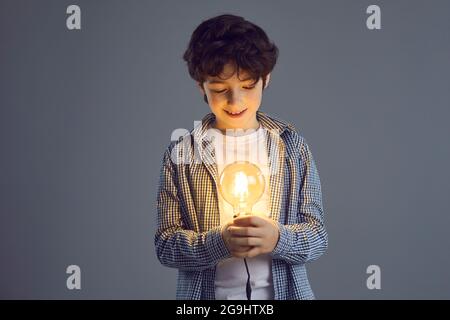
[233,213,252,300]
[244,258,252,300]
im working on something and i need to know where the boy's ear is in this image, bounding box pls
[264,73,271,89]
[198,82,209,104]
[198,82,205,95]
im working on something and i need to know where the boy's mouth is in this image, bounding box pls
[224,108,247,118]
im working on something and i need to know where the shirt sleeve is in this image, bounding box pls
[271,139,328,264]
[154,145,232,271]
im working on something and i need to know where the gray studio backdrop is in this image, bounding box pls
[1,0,449,299]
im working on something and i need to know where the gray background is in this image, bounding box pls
[1,0,449,299]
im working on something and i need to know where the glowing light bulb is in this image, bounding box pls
[232,172,249,201]
[218,161,265,218]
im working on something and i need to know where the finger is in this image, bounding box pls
[222,222,233,234]
[231,251,247,258]
[228,226,263,238]
[232,247,261,258]
[233,215,265,227]
[231,251,245,258]
[232,245,252,253]
[245,247,262,258]
[230,236,262,247]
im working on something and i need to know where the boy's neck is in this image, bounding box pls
[212,121,261,136]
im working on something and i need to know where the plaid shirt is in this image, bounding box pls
[155,111,328,300]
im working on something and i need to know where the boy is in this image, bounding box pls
[155,14,328,300]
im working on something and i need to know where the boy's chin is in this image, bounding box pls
[212,109,259,130]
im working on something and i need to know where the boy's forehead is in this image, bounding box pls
[205,62,255,84]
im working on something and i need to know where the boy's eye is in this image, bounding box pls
[211,86,255,94]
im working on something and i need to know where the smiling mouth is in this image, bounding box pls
[224,109,247,118]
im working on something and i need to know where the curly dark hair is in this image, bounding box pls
[182,14,279,103]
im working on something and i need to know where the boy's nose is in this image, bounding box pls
[227,90,244,108]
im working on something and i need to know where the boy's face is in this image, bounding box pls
[199,62,270,132]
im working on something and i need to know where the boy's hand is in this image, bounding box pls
[221,215,280,258]
[221,222,252,256]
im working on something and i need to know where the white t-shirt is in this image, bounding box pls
[207,124,274,300]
